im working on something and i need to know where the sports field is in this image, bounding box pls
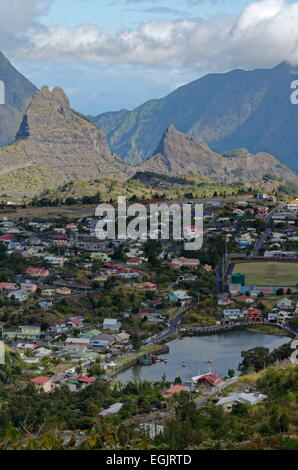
[232,262,298,286]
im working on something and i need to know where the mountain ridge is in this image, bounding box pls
[90,61,298,172]
[140,124,298,184]
[0,85,132,197]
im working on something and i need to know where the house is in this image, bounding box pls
[7,290,30,303]
[66,223,78,231]
[134,282,157,291]
[278,311,294,323]
[232,209,245,217]
[54,228,66,234]
[90,334,114,349]
[33,347,52,358]
[277,298,295,311]
[268,312,279,323]
[286,199,298,211]
[216,392,267,411]
[229,283,242,295]
[16,343,36,351]
[203,264,213,272]
[0,282,17,291]
[238,295,254,304]
[164,385,188,396]
[171,257,200,269]
[56,287,72,295]
[168,290,192,306]
[90,252,111,262]
[115,331,130,344]
[245,308,262,323]
[78,329,102,339]
[38,300,53,310]
[65,338,90,348]
[126,257,143,266]
[41,289,55,296]
[0,234,13,243]
[20,282,37,293]
[193,373,223,387]
[52,321,68,333]
[26,267,49,278]
[102,318,121,332]
[44,256,66,267]
[100,403,124,416]
[68,376,96,388]
[179,273,197,282]
[66,317,84,328]
[30,376,53,392]
[20,326,41,337]
[218,297,232,306]
[222,309,244,323]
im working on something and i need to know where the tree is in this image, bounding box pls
[239,347,273,373]
[131,334,142,351]
[144,240,162,265]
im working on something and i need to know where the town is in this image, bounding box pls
[0,192,297,445]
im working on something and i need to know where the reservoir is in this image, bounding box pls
[116,331,289,383]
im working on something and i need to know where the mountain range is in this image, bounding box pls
[91,62,298,172]
[0,51,297,198]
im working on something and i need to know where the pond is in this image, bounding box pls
[116,331,289,383]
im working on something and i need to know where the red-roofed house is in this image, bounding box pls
[0,282,17,291]
[126,257,143,266]
[26,267,50,278]
[31,376,53,392]
[78,376,95,384]
[164,384,188,396]
[238,295,254,304]
[196,373,223,387]
[0,234,13,243]
[245,308,262,323]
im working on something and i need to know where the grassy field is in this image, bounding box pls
[233,262,298,286]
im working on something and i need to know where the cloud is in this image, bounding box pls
[125,6,189,17]
[3,0,298,74]
[0,0,50,51]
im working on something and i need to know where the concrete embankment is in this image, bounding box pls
[109,344,170,376]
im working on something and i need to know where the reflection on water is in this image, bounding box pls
[117,331,289,383]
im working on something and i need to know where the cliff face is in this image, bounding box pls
[140,125,298,184]
[0,51,37,147]
[0,86,131,196]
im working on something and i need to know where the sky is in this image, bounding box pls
[1,0,298,114]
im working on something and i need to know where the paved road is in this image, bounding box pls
[148,307,190,344]
[250,228,271,257]
[249,204,284,258]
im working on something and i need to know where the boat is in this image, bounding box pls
[181,362,186,367]
[137,354,154,366]
[204,359,214,364]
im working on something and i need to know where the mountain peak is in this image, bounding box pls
[0,87,131,196]
[141,126,297,184]
[31,85,70,112]
[165,124,178,133]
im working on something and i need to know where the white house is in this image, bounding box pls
[216,392,267,411]
[102,318,121,332]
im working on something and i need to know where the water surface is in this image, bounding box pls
[117,331,289,383]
